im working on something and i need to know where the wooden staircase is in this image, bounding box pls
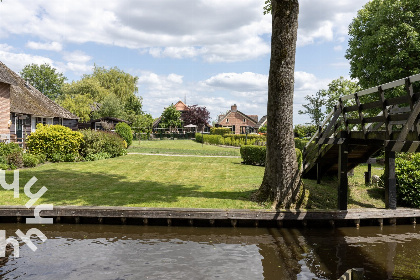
[302,73,420,210]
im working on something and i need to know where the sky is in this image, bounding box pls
[0,0,370,124]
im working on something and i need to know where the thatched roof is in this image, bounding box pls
[0,61,78,119]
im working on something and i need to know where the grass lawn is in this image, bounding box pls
[0,140,387,210]
[128,139,240,156]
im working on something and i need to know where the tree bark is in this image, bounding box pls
[256,0,300,208]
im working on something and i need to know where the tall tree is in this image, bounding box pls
[159,104,182,132]
[256,0,300,208]
[319,77,361,113]
[345,0,420,88]
[298,91,326,126]
[20,63,67,100]
[182,105,210,131]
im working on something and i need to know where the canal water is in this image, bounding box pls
[0,223,419,279]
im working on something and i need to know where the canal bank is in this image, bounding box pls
[0,206,419,228]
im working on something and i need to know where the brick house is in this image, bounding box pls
[0,61,79,141]
[215,104,258,134]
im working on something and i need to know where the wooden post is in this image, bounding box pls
[365,163,372,185]
[338,131,348,210]
[385,150,397,209]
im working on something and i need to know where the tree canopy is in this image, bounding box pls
[345,0,420,88]
[20,63,67,100]
[182,105,210,131]
[159,105,182,131]
[59,65,143,122]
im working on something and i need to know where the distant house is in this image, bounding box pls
[255,115,267,131]
[0,61,79,141]
[153,101,211,132]
[215,104,258,134]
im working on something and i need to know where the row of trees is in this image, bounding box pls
[20,64,154,134]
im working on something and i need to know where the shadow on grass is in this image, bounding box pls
[8,168,255,207]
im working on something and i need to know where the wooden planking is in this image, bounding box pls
[0,206,419,222]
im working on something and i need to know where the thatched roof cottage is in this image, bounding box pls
[0,61,78,141]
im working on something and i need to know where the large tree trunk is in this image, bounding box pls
[256,0,300,208]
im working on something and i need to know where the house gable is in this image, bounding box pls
[216,104,258,134]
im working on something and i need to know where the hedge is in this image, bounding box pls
[195,133,266,147]
[210,127,232,135]
[392,153,420,208]
[240,145,302,169]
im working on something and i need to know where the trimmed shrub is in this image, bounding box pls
[240,145,302,169]
[195,133,203,143]
[7,151,24,169]
[36,154,47,164]
[0,163,8,170]
[210,127,232,135]
[80,130,127,158]
[115,122,133,147]
[26,124,84,160]
[240,145,266,165]
[23,153,39,167]
[391,153,420,208]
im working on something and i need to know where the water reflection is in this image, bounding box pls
[0,224,418,279]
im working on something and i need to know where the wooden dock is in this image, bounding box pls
[0,206,418,228]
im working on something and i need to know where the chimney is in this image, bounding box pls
[231,104,237,112]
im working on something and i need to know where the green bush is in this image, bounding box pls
[7,151,24,168]
[240,145,266,165]
[294,124,317,138]
[23,153,40,167]
[85,152,112,161]
[0,163,8,170]
[36,154,47,164]
[210,127,232,135]
[80,130,127,158]
[392,153,420,208]
[0,142,22,157]
[240,145,302,169]
[294,138,309,151]
[26,124,84,160]
[115,122,133,147]
[50,153,64,163]
[195,133,204,143]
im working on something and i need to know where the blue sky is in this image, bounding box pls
[0,0,370,124]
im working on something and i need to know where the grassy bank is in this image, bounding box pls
[0,140,386,210]
[128,139,240,156]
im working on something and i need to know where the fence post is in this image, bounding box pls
[384,150,397,209]
[338,131,348,211]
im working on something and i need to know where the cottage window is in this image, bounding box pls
[226,119,229,123]
[243,119,246,123]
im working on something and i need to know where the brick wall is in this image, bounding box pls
[0,83,10,135]
[220,112,257,134]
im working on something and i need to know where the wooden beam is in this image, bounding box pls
[384,150,397,209]
[338,131,349,210]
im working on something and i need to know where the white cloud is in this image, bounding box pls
[0,50,54,73]
[297,0,369,46]
[62,50,92,64]
[204,72,268,92]
[26,41,62,51]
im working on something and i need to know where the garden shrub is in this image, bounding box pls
[391,153,420,208]
[7,151,24,169]
[80,130,127,158]
[0,142,22,157]
[23,153,39,167]
[240,145,302,169]
[0,163,8,170]
[36,154,47,164]
[195,133,203,143]
[115,122,133,147]
[210,127,232,135]
[26,124,84,160]
[85,152,112,161]
[50,153,64,163]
